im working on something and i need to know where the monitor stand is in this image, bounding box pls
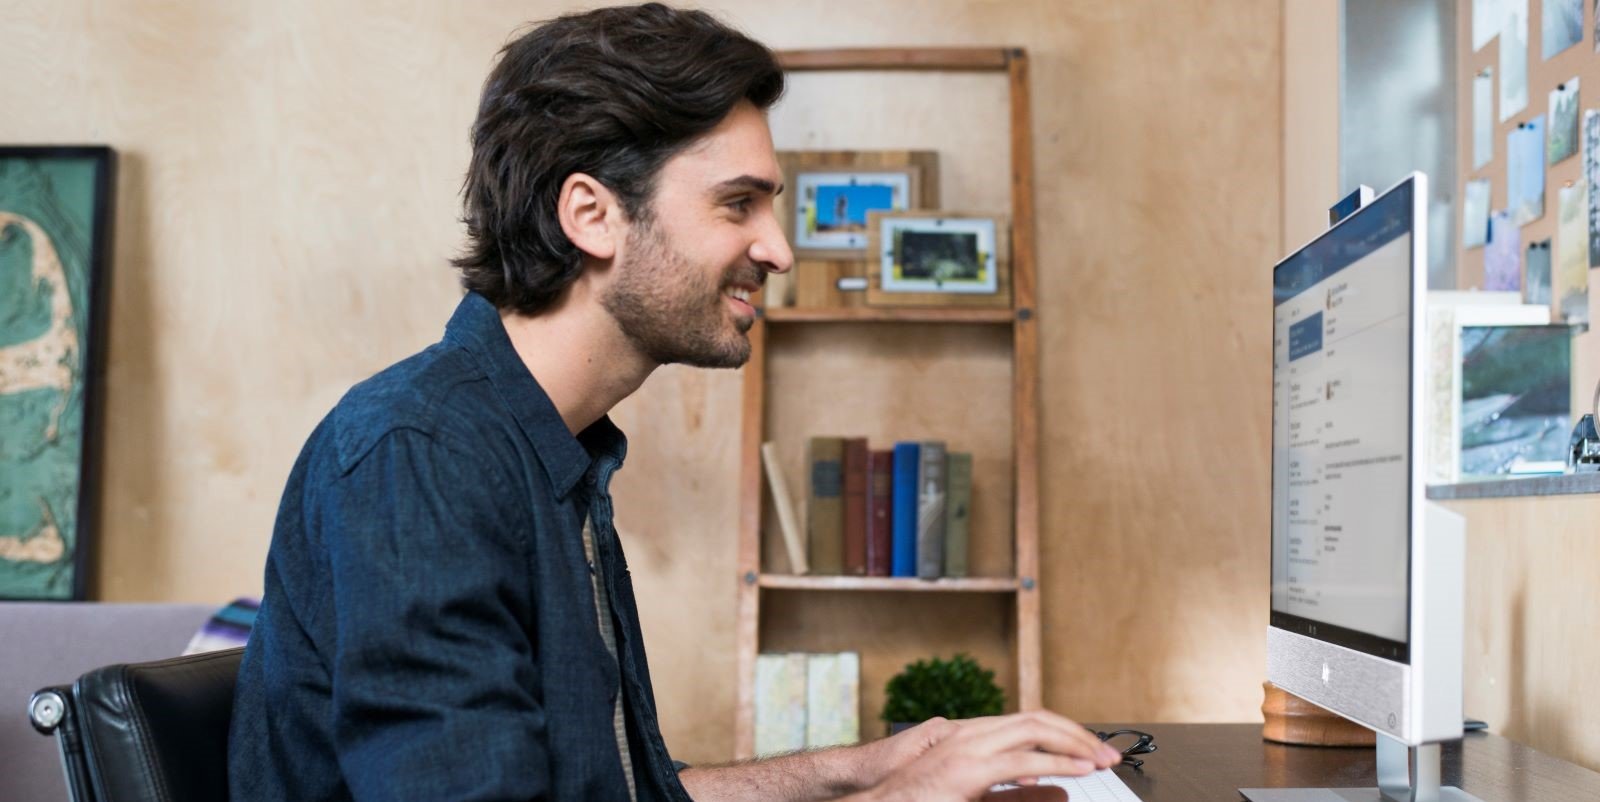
[1240,733,1485,801]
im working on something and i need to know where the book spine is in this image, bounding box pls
[806,437,845,575]
[944,452,972,578]
[754,653,808,757]
[804,652,860,748]
[762,442,808,575]
[917,441,947,579]
[865,450,894,577]
[890,442,921,577]
[840,438,869,575]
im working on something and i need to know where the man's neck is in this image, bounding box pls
[499,283,655,436]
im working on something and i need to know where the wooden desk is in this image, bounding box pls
[1087,724,1600,801]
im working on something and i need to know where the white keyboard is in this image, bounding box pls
[992,768,1144,801]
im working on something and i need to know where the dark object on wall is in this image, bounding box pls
[30,647,242,802]
[0,146,114,600]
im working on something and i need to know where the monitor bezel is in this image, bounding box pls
[1268,172,1425,666]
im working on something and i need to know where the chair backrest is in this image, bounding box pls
[2,602,215,801]
[32,647,244,802]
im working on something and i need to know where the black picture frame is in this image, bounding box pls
[0,145,116,600]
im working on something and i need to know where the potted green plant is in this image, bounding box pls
[881,653,1006,735]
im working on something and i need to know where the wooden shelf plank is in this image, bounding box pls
[758,574,1021,593]
[762,306,1015,324]
[1426,473,1600,500]
[778,48,1013,72]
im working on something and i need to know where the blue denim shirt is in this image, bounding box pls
[229,293,691,802]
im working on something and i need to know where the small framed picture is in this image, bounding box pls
[793,169,918,251]
[866,210,1011,308]
[776,151,939,264]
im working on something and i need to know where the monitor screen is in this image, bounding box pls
[1271,179,1415,662]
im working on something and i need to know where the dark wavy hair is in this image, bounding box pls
[453,3,785,314]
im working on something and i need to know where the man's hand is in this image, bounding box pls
[838,716,961,789]
[841,710,1122,802]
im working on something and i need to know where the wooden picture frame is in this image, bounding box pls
[0,145,116,600]
[777,150,940,262]
[865,210,1011,308]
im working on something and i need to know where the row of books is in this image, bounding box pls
[764,437,972,578]
[753,652,860,757]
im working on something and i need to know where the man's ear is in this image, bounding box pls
[557,172,619,261]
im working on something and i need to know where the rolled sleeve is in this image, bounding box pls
[324,428,547,801]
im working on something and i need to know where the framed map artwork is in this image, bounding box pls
[0,146,114,599]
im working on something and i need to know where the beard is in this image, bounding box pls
[600,218,761,369]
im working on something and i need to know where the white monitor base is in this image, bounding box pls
[1241,737,1485,802]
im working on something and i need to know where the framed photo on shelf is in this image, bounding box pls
[865,210,1011,308]
[776,151,940,264]
[0,145,116,600]
[792,168,919,252]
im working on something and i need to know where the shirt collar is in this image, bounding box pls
[444,292,627,499]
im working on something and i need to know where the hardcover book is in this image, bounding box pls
[890,442,921,577]
[761,442,808,575]
[944,452,972,578]
[805,652,861,748]
[917,441,947,579]
[807,437,844,574]
[865,450,894,577]
[754,652,808,757]
[840,438,869,575]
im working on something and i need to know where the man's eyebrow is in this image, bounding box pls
[712,175,783,196]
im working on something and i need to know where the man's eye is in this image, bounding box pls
[728,197,752,214]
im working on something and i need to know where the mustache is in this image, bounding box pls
[723,265,767,290]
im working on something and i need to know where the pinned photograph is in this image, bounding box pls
[1526,239,1553,305]
[777,151,938,265]
[794,170,915,251]
[866,211,1010,308]
[1486,211,1521,290]
[880,217,996,293]
[1475,0,1504,51]
[1474,68,1495,169]
[1556,181,1590,325]
[1459,324,1571,478]
[1547,79,1580,164]
[1463,179,1492,249]
[1509,116,1546,225]
[1500,0,1529,120]
[1543,0,1583,58]
[1587,110,1600,266]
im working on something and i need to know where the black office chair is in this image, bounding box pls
[29,647,244,802]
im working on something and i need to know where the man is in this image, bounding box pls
[229,4,1119,800]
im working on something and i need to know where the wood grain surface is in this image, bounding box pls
[1091,723,1600,802]
[1446,2,1600,772]
[2,0,1282,764]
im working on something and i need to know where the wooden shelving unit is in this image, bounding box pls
[762,307,1018,325]
[757,575,1023,593]
[733,46,1041,759]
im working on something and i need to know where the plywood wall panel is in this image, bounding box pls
[760,590,1018,741]
[1,0,1282,764]
[762,323,1016,579]
[1449,1,1600,770]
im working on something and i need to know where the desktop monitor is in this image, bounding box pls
[1248,173,1480,802]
